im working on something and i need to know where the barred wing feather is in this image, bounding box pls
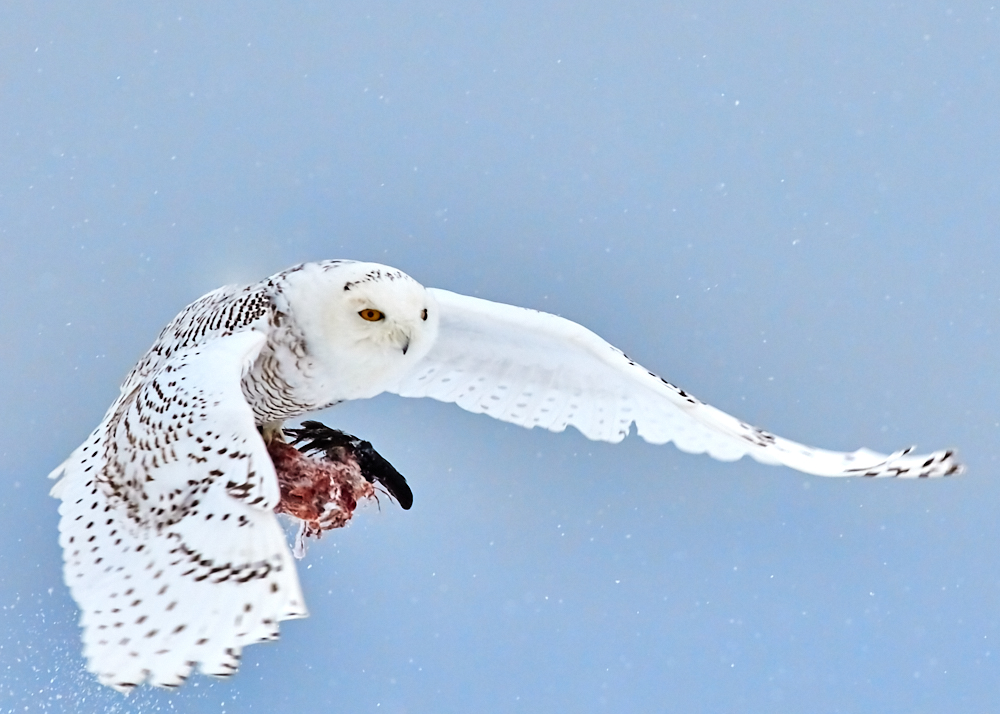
[49,331,306,691]
[389,289,962,479]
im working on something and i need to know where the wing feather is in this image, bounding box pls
[50,331,306,691]
[389,289,963,479]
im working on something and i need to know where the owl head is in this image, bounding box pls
[280,260,439,400]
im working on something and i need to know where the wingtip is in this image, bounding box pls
[932,448,965,477]
[906,447,965,478]
[859,446,965,479]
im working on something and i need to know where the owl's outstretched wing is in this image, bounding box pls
[389,289,962,478]
[49,331,306,692]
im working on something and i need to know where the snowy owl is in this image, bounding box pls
[49,260,963,691]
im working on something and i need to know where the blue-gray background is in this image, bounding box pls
[1,2,997,712]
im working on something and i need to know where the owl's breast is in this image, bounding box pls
[241,328,344,424]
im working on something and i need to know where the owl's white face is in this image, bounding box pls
[282,261,439,400]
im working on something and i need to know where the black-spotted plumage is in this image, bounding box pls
[51,259,964,693]
[51,332,304,691]
[51,260,435,691]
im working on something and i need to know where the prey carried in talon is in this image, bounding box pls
[268,421,411,557]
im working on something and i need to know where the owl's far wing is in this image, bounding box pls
[388,289,963,479]
[49,331,306,692]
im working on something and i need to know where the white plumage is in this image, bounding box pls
[49,260,963,691]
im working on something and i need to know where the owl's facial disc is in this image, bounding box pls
[282,261,439,400]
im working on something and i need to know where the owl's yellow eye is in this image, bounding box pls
[359,309,385,322]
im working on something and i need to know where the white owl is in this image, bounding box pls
[49,260,962,691]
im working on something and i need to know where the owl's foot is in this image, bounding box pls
[260,420,286,444]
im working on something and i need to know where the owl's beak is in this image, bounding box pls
[391,327,411,355]
[387,323,412,355]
